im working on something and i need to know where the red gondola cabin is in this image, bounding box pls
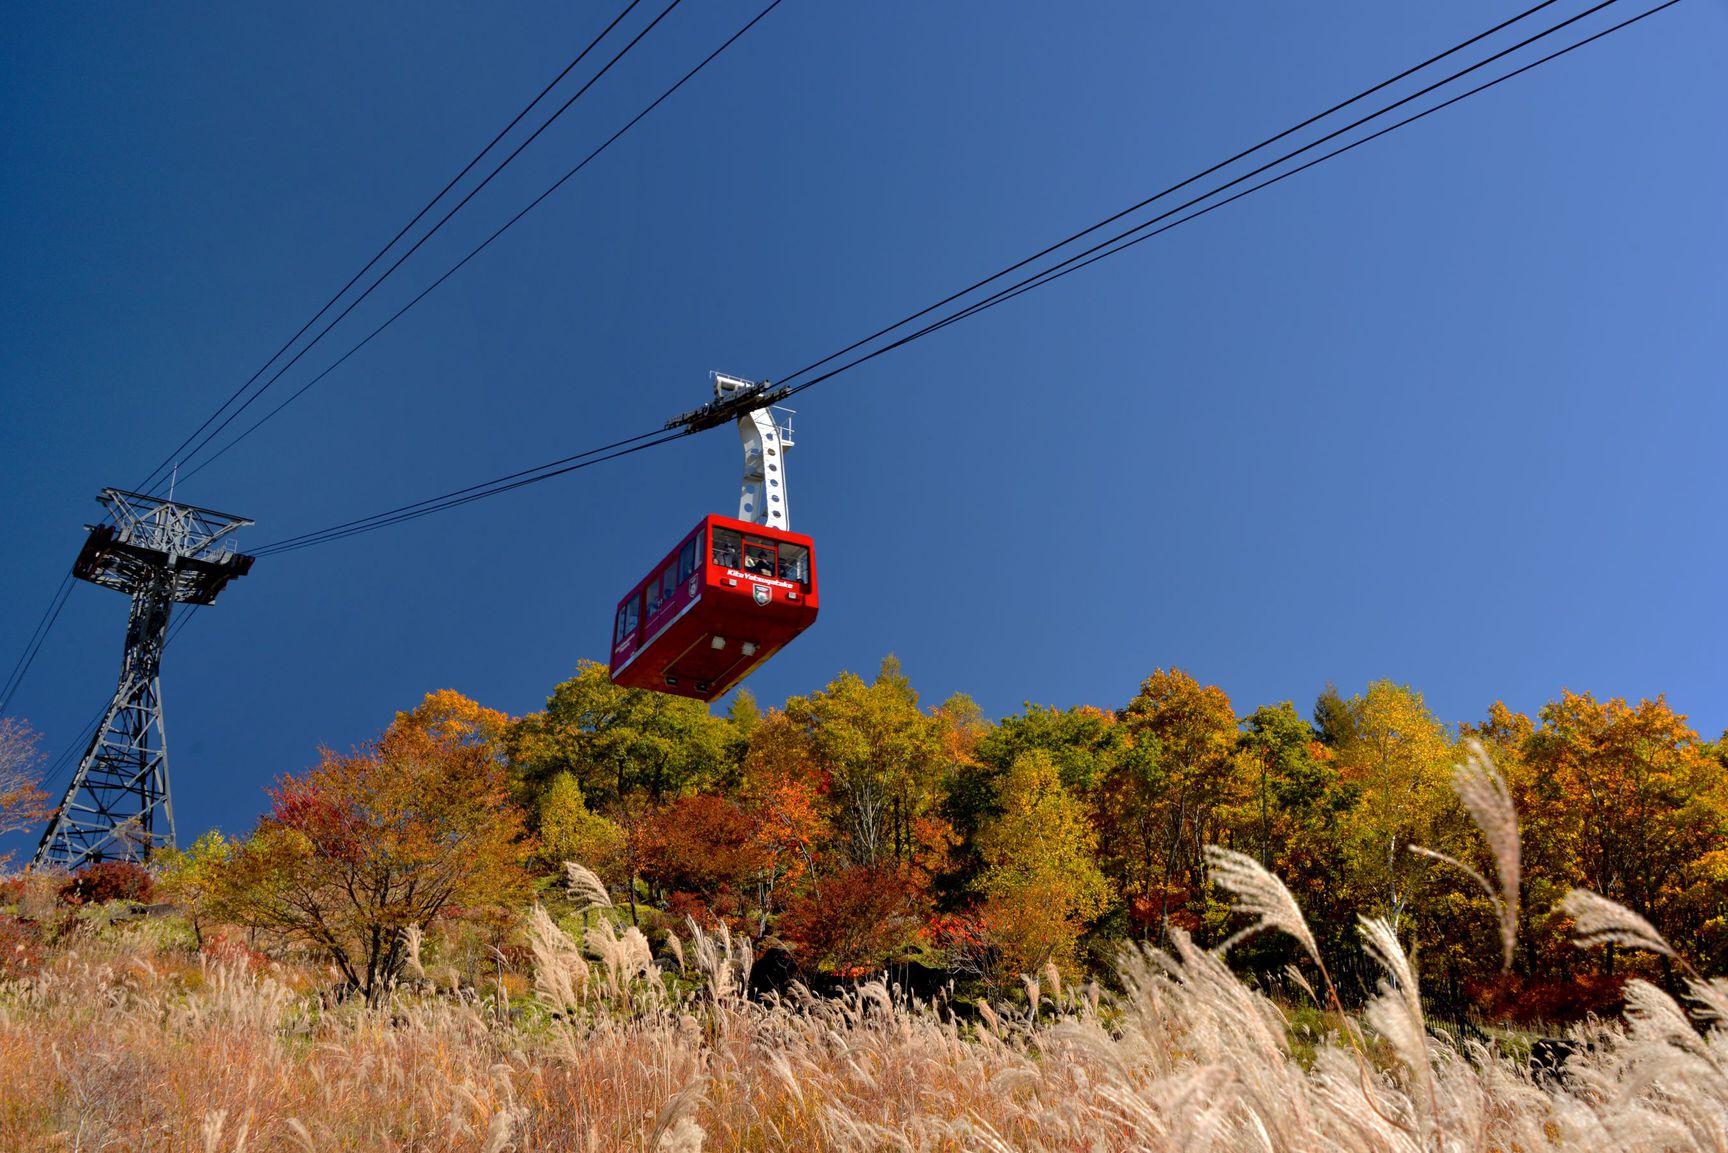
[609,514,818,702]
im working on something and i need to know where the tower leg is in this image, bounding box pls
[33,592,174,869]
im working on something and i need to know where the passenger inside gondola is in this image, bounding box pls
[743,540,776,577]
[712,528,741,569]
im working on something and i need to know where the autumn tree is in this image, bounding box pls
[1524,690,1728,972]
[217,691,532,1002]
[1228,702,1357,964]
[509,661,740,809]
[727,688,761,747]
[1324,680,1460,929]
[1459,701,1567,982]
[59,860,153,906]
[536,772,625,877]
[1101,668,1241,938]
[398,687,510,752]
[0,718,50,865]
[747,658,966,972]
[738,749,826,936]
[947,703,1123,902]
[781,657,952,872]
[639,792,765,927]
[973,703,1122,796]
[974,750,1110,978]
[776,864,923,977]
[1237,703,1338,864]
[154,829,233,947]
[508,663,745,920]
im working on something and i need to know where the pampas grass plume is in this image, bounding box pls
[1205,844,1323,971]
[563,860,613,912]
[1560,888,1683,963]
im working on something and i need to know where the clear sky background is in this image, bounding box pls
[2,0,1723,852]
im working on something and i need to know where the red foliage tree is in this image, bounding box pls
[59,860,154,906]
[639,793,765,927]
[777,864,922,976]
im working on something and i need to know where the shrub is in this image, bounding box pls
[59,861,154,907]
[1468,971,1627,1025]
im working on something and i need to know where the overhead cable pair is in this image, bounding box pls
[250,0,1686,558]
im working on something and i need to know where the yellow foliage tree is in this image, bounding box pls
[1329,680,1459,926]
[537,771,625,878]
[977,750,1111,978]
[154,828,233,947]
[781,657,951,871]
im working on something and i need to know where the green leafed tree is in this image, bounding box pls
[1231,702,1354,966]
[945,702,1123,898]
[508,661,741,810]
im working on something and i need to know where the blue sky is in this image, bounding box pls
[2,0,1723,849]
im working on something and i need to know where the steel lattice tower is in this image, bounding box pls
[34,490,254,869]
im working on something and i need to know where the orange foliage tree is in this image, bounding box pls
[740,760,826,935]
[1524,691,1728,974]
[217,691,532,1002]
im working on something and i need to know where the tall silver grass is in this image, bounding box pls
[1409,739,1522,971]
[8,909,1728,1149]
[1360,914,1438,1145]
[1205,844,1324,972]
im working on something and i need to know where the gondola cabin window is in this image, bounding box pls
[712,527,742,570]
[777,542,809,585]
[614,596,638,647]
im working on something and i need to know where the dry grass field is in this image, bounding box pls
[1,891,1724,1153]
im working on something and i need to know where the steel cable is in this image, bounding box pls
[133,0,653,497]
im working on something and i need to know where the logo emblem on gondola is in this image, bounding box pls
[688,577,699,597]
[752,583,771,606]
